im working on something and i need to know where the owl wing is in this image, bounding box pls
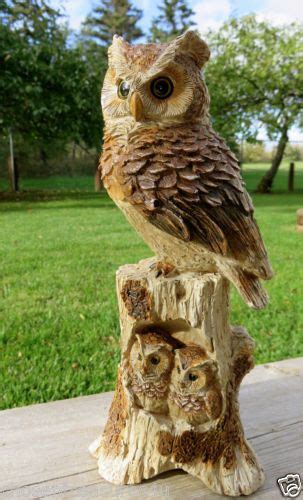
[123,126,271,279]
[204,389,223,420]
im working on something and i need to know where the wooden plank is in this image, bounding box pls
[1,421,302,500]
[244,356,303,384]
[0,358,303,499]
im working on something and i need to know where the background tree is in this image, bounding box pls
[2,4,302,194]
[82,0,143,46]
[206,16,303,192]
[0,0,60,41]
[284,144,303,162]
[73,38,107,190]
[80,0,144,189]
[150,0,195,42]
[242,141,271,164]
[0,0,63,140]
[0,0,107,189]
[0,0,64,188]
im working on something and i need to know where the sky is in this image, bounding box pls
[51,0,303,143]
[52,0,303,32]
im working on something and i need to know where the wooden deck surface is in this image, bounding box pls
[1,357,303,499]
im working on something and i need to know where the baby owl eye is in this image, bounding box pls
[118,80,130,99]
[189,372,198,382]
[151,77,174,100]
[150,355,160,365]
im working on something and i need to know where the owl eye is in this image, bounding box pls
[118,80,130,99]
[151,77,174,100]
[189,373,198,382]
[150,355,160,365]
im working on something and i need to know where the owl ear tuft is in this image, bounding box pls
[163,342,174,352]
[170,30,210,69]
[108,34,128,65]
[174,349,181,362]
[175,349,187,369]
[196,359,217,372]
[135,333,144,348]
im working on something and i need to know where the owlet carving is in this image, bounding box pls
[100,30,273,310]
[128,331,175,414]
[169,345,223,426]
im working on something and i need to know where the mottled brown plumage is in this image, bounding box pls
[127,331,175,414]
[100,31,273,309]
[168,346,223,425]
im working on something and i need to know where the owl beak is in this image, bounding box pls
[129,92,144,122]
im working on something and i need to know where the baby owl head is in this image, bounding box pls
[102,30,210,133]
[172,345,218,396]
[129,331,175,382]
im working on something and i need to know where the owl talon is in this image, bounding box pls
[154,262,177,278]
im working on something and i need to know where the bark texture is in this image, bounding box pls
[90,257,264,496]
[257,126,288,193]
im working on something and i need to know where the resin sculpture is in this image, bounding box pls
[90,30,272,497]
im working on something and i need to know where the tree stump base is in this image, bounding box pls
[90,257,265,496]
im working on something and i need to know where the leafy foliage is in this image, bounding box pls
[150,0,195,42]
[242,142,272,164]
[0,0,106,175]
[284,144,303,161]
[72,41,106,153]
[0,0,62,137]
[206,16,303,189]
[1,3,303,191]
[0,0,60,42]
[82,0,143,45]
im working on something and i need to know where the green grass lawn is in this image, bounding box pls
[1,163,303,409]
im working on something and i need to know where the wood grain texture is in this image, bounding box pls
[89,259,269,496]
[0,358,302,499]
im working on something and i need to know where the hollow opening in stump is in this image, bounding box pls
[131,319,212,351]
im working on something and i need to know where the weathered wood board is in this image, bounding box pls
[0,357,302,499]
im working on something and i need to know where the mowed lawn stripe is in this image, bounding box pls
[0,165,302,409]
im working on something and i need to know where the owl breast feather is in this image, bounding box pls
[101,122,271,274]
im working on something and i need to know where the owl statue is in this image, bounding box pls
[168,345,223,426]
[100,30,273,309]
[127,331,176,414]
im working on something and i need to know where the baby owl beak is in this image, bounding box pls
[129,92,144,122]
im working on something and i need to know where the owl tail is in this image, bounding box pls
[220,266,269,310]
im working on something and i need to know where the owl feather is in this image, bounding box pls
[168,347,223,425]
[127,331,176,414]
[100,31,273,309]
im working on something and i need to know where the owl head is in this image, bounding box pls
[129,331,175,382]
[102,30,210,134]
[171,345,218,396]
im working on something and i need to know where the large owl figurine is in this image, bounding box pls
[127,331,176,414]
[100,30,273,309]
[169,345,223,426]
